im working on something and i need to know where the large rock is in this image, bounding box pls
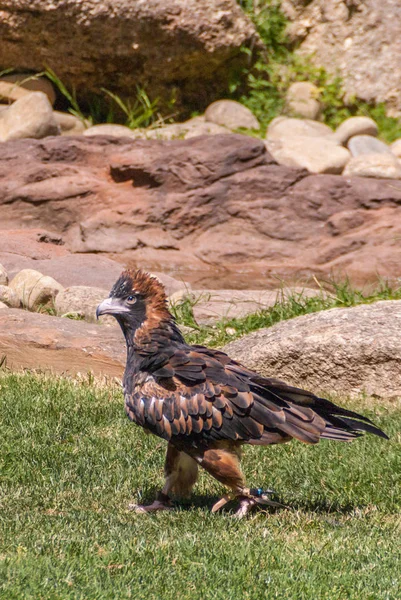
[0,0,260,112]
[205,100,260,130]
[283,0,401,115]
[343,154,401,179]
[2,135,401,287]
[0,92,60,142]
[9,269,64,310]
[0,309,125,378]
[224,300,401,398]
[266,136,350,174]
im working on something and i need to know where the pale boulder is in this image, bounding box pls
[343,154,401,179]
[266,117,333,141]
[285,82,321,120]
[205,100,260,130]
[334,117,378,145]
[0,92,60,142]
[9,269,64,310]
[266,136,350,174]
[84,124,136,139]
[0,301,8,310]
[55,285,114,324]
[54,111,87,136]
[224,300,401,398]
[0,285,20,308]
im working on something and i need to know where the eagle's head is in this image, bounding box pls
[96,270,171,337]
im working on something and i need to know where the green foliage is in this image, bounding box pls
[173,278,401,348]
[46,68,161,129]
[234,1,401,142]
[45,67,89,125]
[0,372,400,599]
[101,87,162,129]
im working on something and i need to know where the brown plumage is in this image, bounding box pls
[96,270,388,516]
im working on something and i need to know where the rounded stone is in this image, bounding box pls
[84,124,136,138]
[286,81,321,120]
[0,73,57,106]
[55,285,115,325]
[265,136,350,174]
[205,100,260,130]
[54,111,87,136]
[0,285,20,308]
[267,117,333,141]
[9,269,64,311]
[343,154,401,179]
[334,117,378,145]
[348,135,391,157]
[0,92,60,142]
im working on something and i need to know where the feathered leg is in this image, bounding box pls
[197,443,281,517]
[129,443,199,513]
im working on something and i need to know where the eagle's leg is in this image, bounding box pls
[129,443,199,513]
[197,444,279,517]
[196,444,248,516]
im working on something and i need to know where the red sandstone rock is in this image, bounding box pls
[0,309,125,378]
[1,134,401,287]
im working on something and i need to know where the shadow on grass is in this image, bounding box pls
[135,488,364,517]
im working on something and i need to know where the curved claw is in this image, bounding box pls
[128,500,173,513]
[211,494,234,513]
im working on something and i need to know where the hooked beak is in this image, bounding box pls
[96,297,130,319]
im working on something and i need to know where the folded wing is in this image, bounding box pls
[124,344,388,445]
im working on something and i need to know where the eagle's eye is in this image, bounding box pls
[126,295,137,304]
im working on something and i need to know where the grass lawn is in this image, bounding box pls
[0,372,400,600]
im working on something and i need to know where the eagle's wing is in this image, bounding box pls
[125,344,387,445]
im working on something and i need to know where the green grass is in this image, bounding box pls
[171,278,401,347]
[0,372,400,599]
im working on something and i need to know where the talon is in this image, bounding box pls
[211,494,233,513]
[128,500,173,513]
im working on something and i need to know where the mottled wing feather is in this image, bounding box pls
[124,344,387,445]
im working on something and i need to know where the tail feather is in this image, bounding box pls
[249,379,389,444]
